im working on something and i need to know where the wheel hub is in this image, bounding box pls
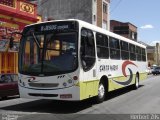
[136,77,139,88]
[98,84,105,98]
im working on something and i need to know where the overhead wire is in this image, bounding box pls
[110,0,123,13]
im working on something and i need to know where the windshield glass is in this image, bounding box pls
[19,23,78,76]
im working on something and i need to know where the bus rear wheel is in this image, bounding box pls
[96,81,106,103]
[134,74,139,89]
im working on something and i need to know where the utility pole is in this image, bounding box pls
[156,43,160,66]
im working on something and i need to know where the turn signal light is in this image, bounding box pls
[73,76,78,80]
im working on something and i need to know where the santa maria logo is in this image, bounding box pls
[113,60,137,86]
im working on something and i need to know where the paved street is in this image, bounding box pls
[0,75,160,120]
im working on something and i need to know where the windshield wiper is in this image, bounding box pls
[29,31,44,74]
[31,32,41,48]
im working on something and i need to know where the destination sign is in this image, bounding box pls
[41,24,69,31]
[25,21,78,33]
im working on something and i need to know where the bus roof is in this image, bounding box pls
[25,19,146,48]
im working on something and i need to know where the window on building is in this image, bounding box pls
[103,3,108,13]
[134,33,137,40]
[102,20,107,30]
[0,0,15,7]
[114,26,129,34]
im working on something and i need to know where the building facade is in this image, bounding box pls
[0,0,38,74]
[28,0,110,30]
[147,43,160,66]
[110,20,137,41]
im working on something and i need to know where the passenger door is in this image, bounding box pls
[80,28,97,98]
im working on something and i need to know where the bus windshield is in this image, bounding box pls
[19,29,78,76]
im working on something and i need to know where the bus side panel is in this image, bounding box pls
[107,60,147,92]
[108,75,136,91]
[139,72,148,81]
[138,61,148,81]
[79,80,99,100]
[108,72,147,92]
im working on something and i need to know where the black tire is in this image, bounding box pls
[96,81,106,103]
[133,74,139,90]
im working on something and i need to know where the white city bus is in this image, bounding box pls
[17,19,147,102]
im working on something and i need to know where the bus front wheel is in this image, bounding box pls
[96,81,106,103]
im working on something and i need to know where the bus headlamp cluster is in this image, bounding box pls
[63,82,67,87]
[68,79,72,84]
[63,79,72,87]
[62,76,78,87]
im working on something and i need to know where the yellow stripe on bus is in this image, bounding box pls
[79,72,147,100]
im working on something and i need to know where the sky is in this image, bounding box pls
[110,0,160,46]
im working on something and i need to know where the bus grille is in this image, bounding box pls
[28,83,59,88]
[28,93,58,97]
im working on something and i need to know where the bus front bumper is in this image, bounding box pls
[18,85,80,101]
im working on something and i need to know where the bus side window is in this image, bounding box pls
[129,44,136,61]
[80,28,96,71]
[120,41,129,60]
[109,37,120,60]
[142,48,146,61]
[96,33,109,59]
[136,46,142,61]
